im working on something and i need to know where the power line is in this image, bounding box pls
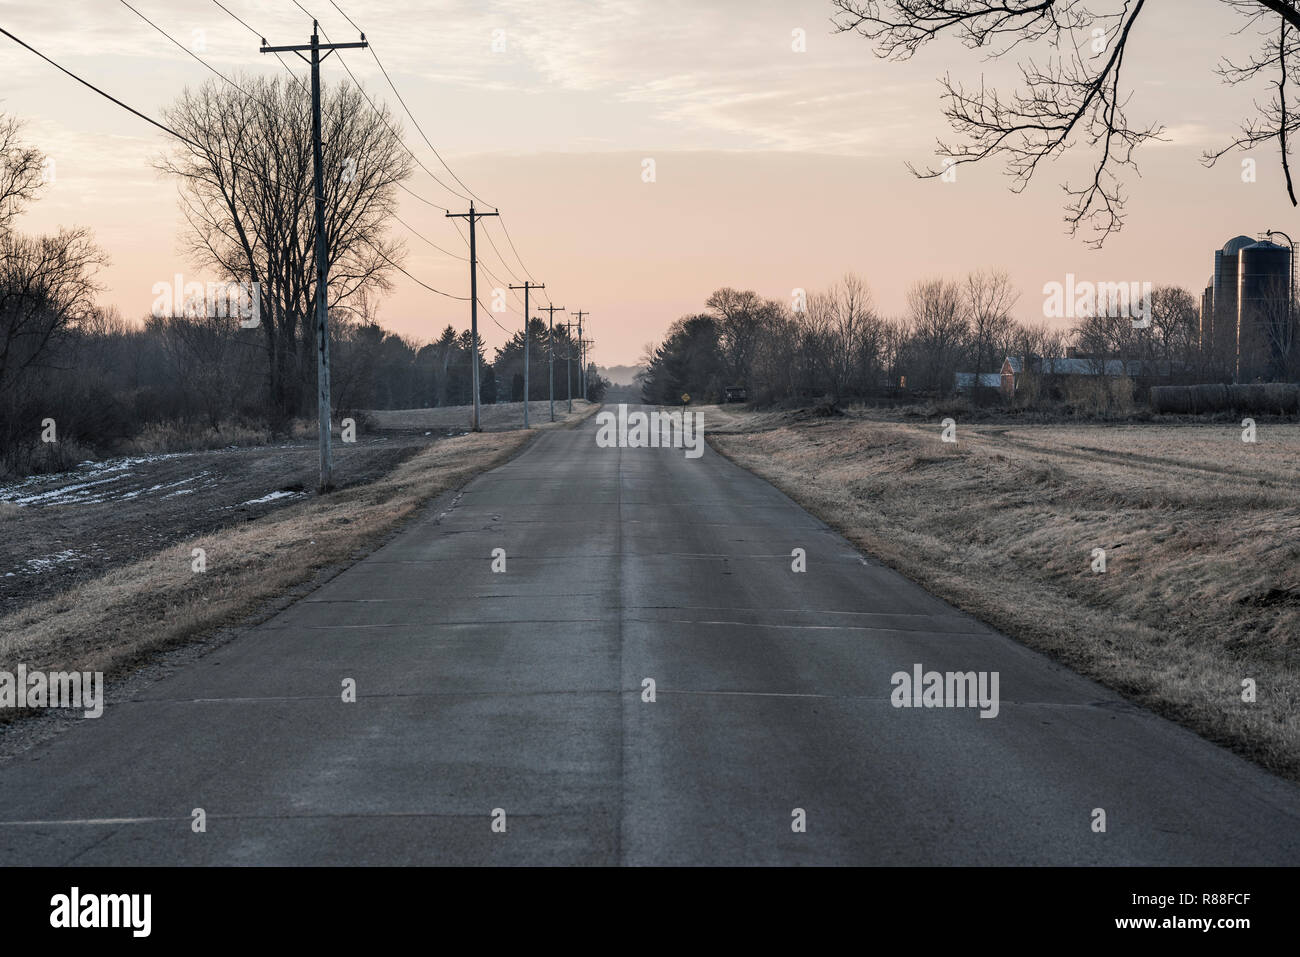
[476,297,515,336]
[365,235,470,301]
[205,3,472,286]
[480,218,528,287]
[449,218,525,310]
[293,0,553,310]
[330,0,494,208]
[1,15,535,340]
[206,1,323,114]
[117,0,257,98]
[297,2,471,208]
[393,211,467,262]
[497,216,540,285]
[213,7,452,224]
[321,0,553,303]
[0,25,197,148]
[132,0,468,300]
[0,21,470,308]
[210,0,260,38]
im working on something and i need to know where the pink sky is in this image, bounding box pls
[2,0,1297,365]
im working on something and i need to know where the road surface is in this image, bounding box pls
[2,405,1298,864]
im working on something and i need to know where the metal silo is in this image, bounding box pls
[1236,240,1291,382]
[1201,279,1214,356]
[1215,236,1254,372]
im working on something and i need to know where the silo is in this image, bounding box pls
[1214,236,1255,372]
[1237,240,1292,381]
[1201,280,1214,355]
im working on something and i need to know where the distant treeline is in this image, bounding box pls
[638,275,1238,408]
[0,302,605,478]
[0,98,608,480]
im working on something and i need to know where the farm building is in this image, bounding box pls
[999,357,1178,397]
[953,372,1002,393]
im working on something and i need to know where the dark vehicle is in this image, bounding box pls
[724,386,748,403]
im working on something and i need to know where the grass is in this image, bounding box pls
[116,419,313,455]
[365,398,596,433]
[706,406,1300,781]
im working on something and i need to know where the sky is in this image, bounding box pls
[1,0,1298,365]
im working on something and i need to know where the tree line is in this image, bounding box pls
[0,96,603,479]
[638,274,1216,407]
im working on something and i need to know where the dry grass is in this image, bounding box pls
[0,429,534,688]
[709,410,1300,780]
[366,399,595,433]
[116,419,313,455]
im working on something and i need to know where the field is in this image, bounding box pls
[706,405,1300,779]
[0,434,435,614]
[0,400,597,710]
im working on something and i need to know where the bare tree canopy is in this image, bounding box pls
[0,113,48,234]
[0,226,105,395]
[0,112,105,397]
[831,0,1300,246]
[156,74,415,416]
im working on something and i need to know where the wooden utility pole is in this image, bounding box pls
[509,281,544,427]
[570,310,589,400]
[561,319,575,413]
[446,202,499,431]
[261,23,367,493]
[537,303,565,422]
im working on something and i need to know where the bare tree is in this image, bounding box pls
[907,277,969,393]
[707,287,769,388]
[0,113,46,233]
[804,273,883,400]
[0,227,105,396]
[1147,285,1199,372]
[965,268,1019,391]
[832,0,1300,246]
[147,311,254,429]
[157,75,414,418]
[1207,3,1300,204]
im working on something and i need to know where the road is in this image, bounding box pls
[1,405,1298,865]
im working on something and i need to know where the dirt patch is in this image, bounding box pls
[0,433,437,615]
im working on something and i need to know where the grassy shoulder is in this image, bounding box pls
[0,413,590,701]
[706,405,1300,781]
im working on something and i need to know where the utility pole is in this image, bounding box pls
[446,202,499,431]
[562,319,575,413]
[261,23,367,494]
[538,303,565,422]
[570,310,589,400]
[509,281,544,428]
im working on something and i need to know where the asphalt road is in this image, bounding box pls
[2,405,1298,865]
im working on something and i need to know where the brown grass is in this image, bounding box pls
[0,429,534,688]
[365,399,595,433]
[708,409,1300,780]
[116,419,313,455]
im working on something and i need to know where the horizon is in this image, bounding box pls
[2,0,1295,365]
